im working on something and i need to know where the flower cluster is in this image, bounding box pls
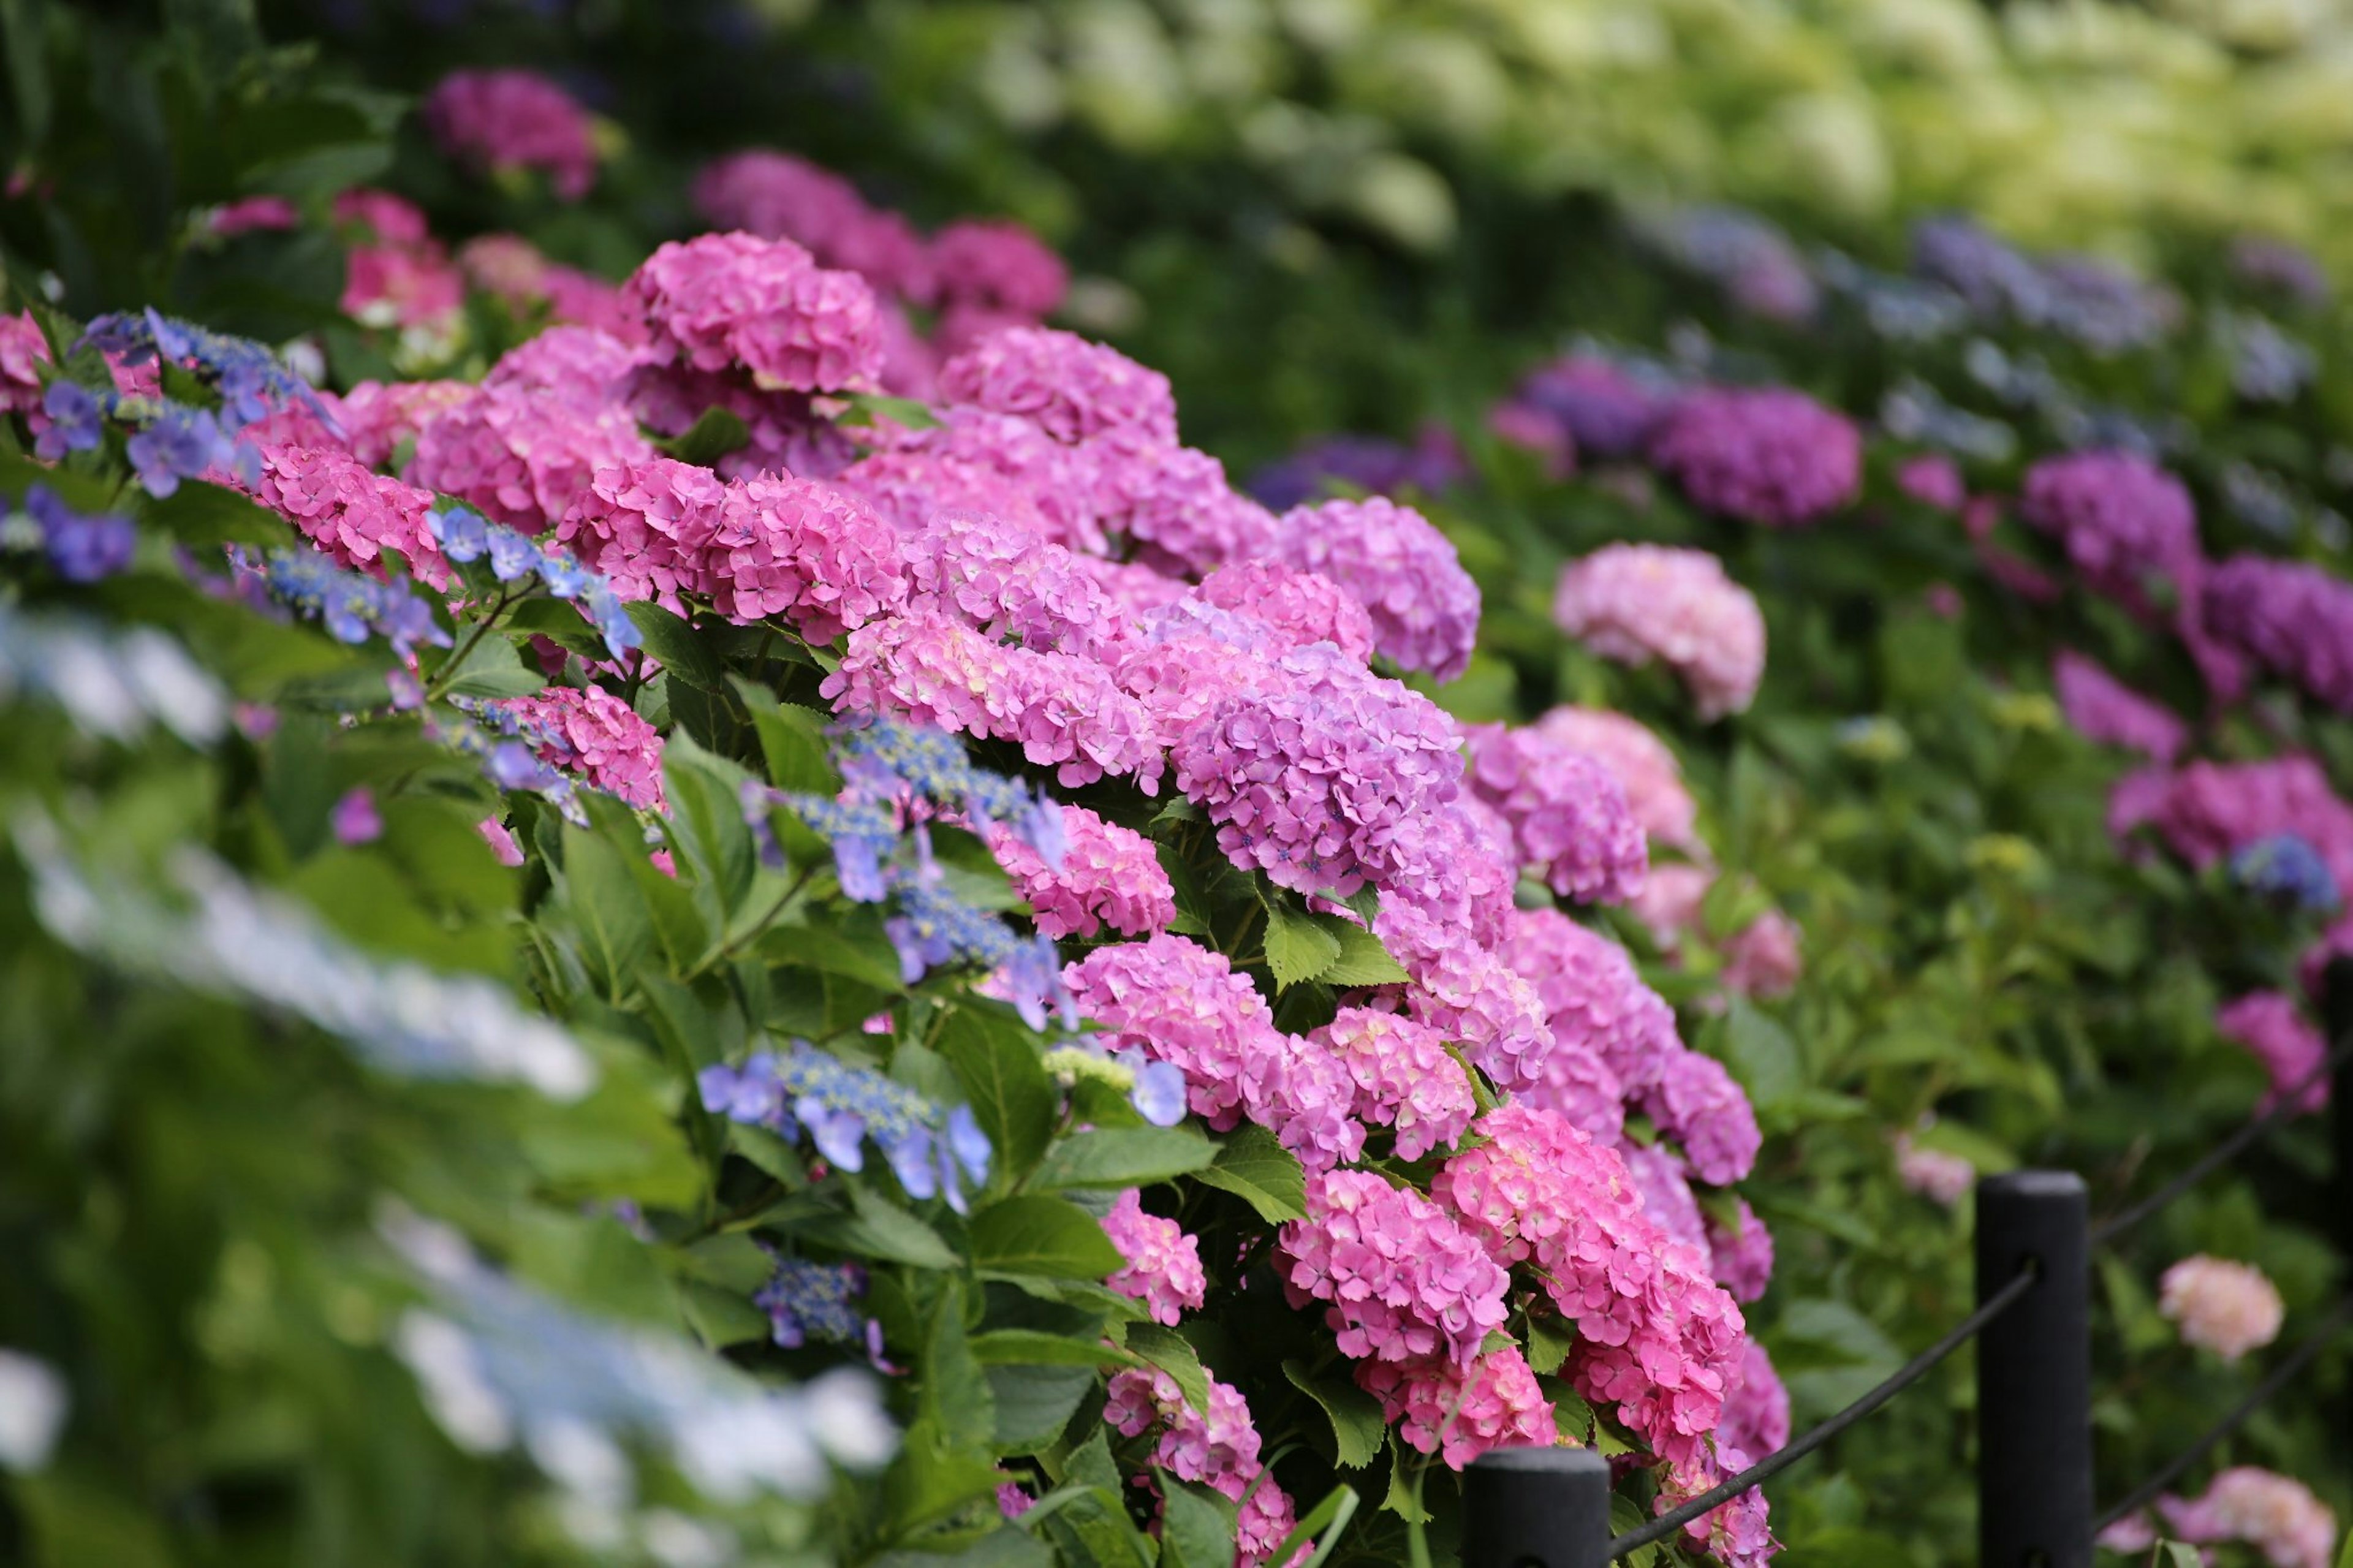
[1280,1170,1509,1369]
[936,327,1176,445]
[2203,554,2353,714]
[1531,706,1699,852]
[2157,1469,2337,1568]
[14,486,135,583]
[1246,428,1466,511]
[2158,1255,2284,1362]
[2231,835,2341,915]
[1497,352,1675,464]
[429,503,642,659]
[1355,1343,1556,1471]
[625,232,884,396]
[1102,1189,1206,1327]
[1102,1369,1305,1567]
[1267,496,1482,678]
[423,69,599,200]
[409,382,654,534]
[248,444,449,588]
[1311,1007,1477,1161]
[2215,991,2333,1116]
[333,189,464,348]
[1646,387,1862,527]
[460,237,636,339]
[698,1043,991,1210]
[1463,723,1648,902]
[476,686,667,812]
[2051,650,2186,763]
[225,545,449,657]
[2018,450,2201,602]
[987,805,1173,940]
[756,1256,880,1358]
[2150,758,2353,906]
[1555,545,1767,719]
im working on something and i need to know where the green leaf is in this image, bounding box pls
[746,694,839,793]
[770,917,909,994]
[1125,1322,1210,1415]
[1268,1482,1359,1568]
[2164,1544,2205,1568]
[971,1330,1136,1369]
[968,1195,1123,1280]
[1262,899,1343,990]
[923,1281,996,1439]
[871,1528,1055,1568]
[504,597,610,658]
[988,1365,1094,1452]
[140,481,289,546]
[627,845,711,971]
[1721,998,1804,1115]
[678,1279,771,1348]
[653,406,751,467]
[939,1005,1058,1184]
[562,824,654,1001]
[435,632,541,699]
[1192,1125,1307,1222]
[1525,1317,1575,1376]
[1041,1431,1156,1568]
[798,1183,961,1270]
[624,600,732,693]
[1316,919,1408,986]
[1031,1127,1216,1191]
[881,1418,1006,1540]
[1156,1475,1238,1568]
[1282,1360,1385,1468]
[837,392,943,430]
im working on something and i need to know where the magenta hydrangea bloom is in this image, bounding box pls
[481,325,646,412]
[423,69,598,200]
[1707,1199,1775,1303]
[1171,645,1466,900]
[2153,757,2353,901]
[2019,450,2202,601]
[1357,1344,1556,1471]
[928,219,1069,317]
[490,685,666,812]
[623,232,884,395]
[705,474,909,640]
[1648,387,1861,528]
[904,509,1131,658]
[936,327,1178,445]
[1644,1049,1762,1186]
[336,379,476,470]
[988,804,1173,939]
[2203,554,2353,714]
[1310,1006,1477,1161]
[1464,724,1648,903]
[1533,706,1699,852]
[1268,496,1482,681]
[555,456,729,612]
[248,444,449,589]
[407,384,654,533]
[689,150,930,301]
[827,608,1162,789]
[1378,904,1555,1094]
[1721,1339,1790,1459]
[2052,650,2187,763]
[1103,1188,1207,1327]
[849,404,1103,552]
[1897,453,1968,513]
[1078,428,1271,571]
[1555,544,1767,720]
[0,309,51,420]
[1281,1170,1510,1369]
[2215,991,2332,1116]
[1499,904,1680,1105]
[1194,560,1377,662]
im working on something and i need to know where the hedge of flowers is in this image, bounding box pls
[2,6,2349,1568]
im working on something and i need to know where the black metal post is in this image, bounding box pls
[1977,1170,2093,1568]
[1461,1446,1612,1568]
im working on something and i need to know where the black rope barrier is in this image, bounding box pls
[1605,1265,2039,1559]
[2088,1039,2353,1251]
[2093,1295,2353,1534]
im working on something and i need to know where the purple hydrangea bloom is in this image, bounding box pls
[25,485,135,581]
[2019,450,2201,602]
[1648,387,1862,528]
[1514,355,1674,459]
[2203,554,2353,714]
[35,382,102,461]
[1246,428,1466,511]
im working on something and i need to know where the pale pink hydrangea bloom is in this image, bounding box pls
[1269,496,1482,680]
[490,686,666,812]
[903,509,1131,658]
[333,191,462,333]
[2053,650,2187,764]
[1376,904,1555,1096]
[1280,1170,1510,1369]
[928,219,1068,317]
[555,456,730,611]
[2214,992,2332,1116]
[1311,1006,1477,1161]
[1629,863,1716,952]
[1102,1369,1308,1568]
[1644,1049,1762,1186]
[1894,1134,1975,1206]
[688,150,930,300]
[1103,1189,1207,1327]
[248,444,449,589]
[1383,796,1522,949]
[1355,1344,1556,1470]
[1533,705,1700,852]
[1463,723,1648,903]
[407,384,654,533]
[1112,620,1284,751]
[1658,1446,1778,1568]
[854,404,1105,551]
[2159,1469,2336,1568]
[423,69,599,199]
[334,188,432,248]
[480,325,647,411]
[624,232,884,394]
[1721,910,1803,999]
[705,474,909,640]
[825,608,1163,789]
[1648,386,1862,528]
[936,327,1178,445]
[1555,544,1767,720]
[336,379,476,469]
[987,805,1173,939]
[1194,560,1377,662]
[2158,1256,2284,1362]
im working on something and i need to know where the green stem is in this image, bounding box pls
[424,588,513,701]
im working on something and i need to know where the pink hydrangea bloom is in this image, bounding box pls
[1895,1134,1974,1206]
[2215,992,2332,1116]
[210,195,299,237]
[333,188,431,248]
[0,310,51,419]
[851,403,1104,551]
[1172,646,1466,900]
[1375,904,1555,1095]
[904,509,1130,658]
[336,379,476,469]
[1659,1447,1778,1568]
[481,326,646,414]
[1644,1049,1762,1186]
[1721,910,1802,1000]
[1356,1344,1555,1470]
[490,685,667,812]
[623,360,853,484]
[1384,796,1521,949]
[2153,757,2353,902]
[1311,1006,1477,1161]
[1897,453,1967,512]
[1721,1340,1790,1458]
[1433,1104,1745,1466]
[1628,863,1716,952]
[1648,387,1862,528]
[826,608,1162,789]
[477,817,525,866]
[1104,1370,1308,1568]
[1103,1188,1207,1327]
[341,240,464,333]
[2019,450,2202,602]
[928,219,1069,317]
[1623,1143,1710,1254]
[423,69,598,199]
[1707,1199,1775,1303]
[1112,621,1284,750]
[2203,554,2353,714]
[2052,651,2187,763]
[1266,496,1482,680]
[936,327,1178,445]
[987,804,1173,939]
[1533,706,1699,852]
[555,456,730,610]
[407,384,654,532]
[248,444,449,589]
[1075,428,1271,572]
[624,232,884,394]
[2159,1469,2336,1568]
[1464,723,1648,903]
[705,474,909,640]
[1501,906,1677,1107]
[1281,1170,1509,1369]
[2158,1256,2284,1362]
[461,235,638,339]
[1555,545,1767,720]
[1194,561,1377,662]
[688,151,930,300]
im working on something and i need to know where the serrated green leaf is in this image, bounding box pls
[798,1183,961,1270]
[1262,900,1343,990]
[625,600,732,693]
[939,1004,1058,1183]
[653,406,751,467]
[968,1196,1121,1279]
[988,1364,1094,1453]
[1125,1322,1210,1414]
[1192,1125,1306,1222]
[970,1330,1137,1369]
[1156,1474,1237,1568]
[1315,919,1408,986]
[563,823,653,1001]
[1525,1316,1575,1376]
[676,1279,771,1348]
[503,597,609,657]
[744,692,839,793]
[1282,1360,1385,1468]
[1031,1127,1216,1191]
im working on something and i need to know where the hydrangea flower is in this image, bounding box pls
[705,474,908,640]
[1644,1049,1764,1186]
[2158,1256,2284,1362]
[248,444,450,589]
[1102,1369,1307,1568]
[22,486,135,583]
[2157,1469,2336,1568]
[407,384,654,534]
[754,1256,879,1359]
[1531,706,1699,852]
[1555,545,1767,720]
[2154,757,2353,906]
[1102,1189,1206,1327]
[0,309,51,422]
[1194,560,1377,662]
[226,545,449,657]
[480,686,667,813]
[903,509,1130,659]
[2215,991,2332,1116]
[1648,387,1861,528]
[1658,1447,1778,1568]
[461,238,639,341]
[2052,650,2186,763]
[423,69,599,200]
[1378,903,1556,1096]
[1720,910,1803,1001]
[1463,724,1648,903]
[1894,1132,1975,1206]
[689,150,930,300]
[1246,428,1466,512]
[2203,554,2353,714]
[1268,496,1480,680]
[987,805,1173,940]
[1355,1344,1555,1470]
[2232,835,2341,914]
[699,1044,991,1210]
[2018,450,2201,603]
[624,232,885,395]
[1721,1340,1790,1460]
[1707,1199,1775,1304]
[1310,1007,1476,1161]
[928,219,1068,317]
[935,327,1177,445]
[1078,430,1270,572]
[555,456,730,611]
[1504,354,1673,461]
[1280,1170,1509,1370]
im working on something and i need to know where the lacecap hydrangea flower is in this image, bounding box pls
[699,1043,991,1210]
